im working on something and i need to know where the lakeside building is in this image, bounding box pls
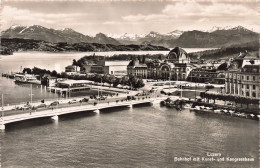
[56,79,94,88]
[65,65,80,75]
[225,51,260,99]
[187,69,225,84]
[127,58,148,78]
[85,60,129,76]
[187,62,226,84]
[127,47,193,80]
[225,65,260,99]
[42,74,57,87]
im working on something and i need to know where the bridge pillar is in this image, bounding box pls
[94,109,100,114]
[51,115,59,121]
[0,124,5,130]
[128,104,133,108]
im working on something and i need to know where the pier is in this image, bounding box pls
[0,97,166,130]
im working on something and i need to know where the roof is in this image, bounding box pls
[168,47,187,57]
[242,65,260,73]
[57,79,94,85]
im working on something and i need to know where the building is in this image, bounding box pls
[225,51,260,99]
[225,65,260,98]
[65,65,80,73]
[85,60,129,76]
[127,58,148,78]
[42,74,57,87]
[188,69,225,84]
[144,47,192,80]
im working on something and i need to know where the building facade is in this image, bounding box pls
[188,69,225,84]
[127,47,192,80]
[127,59,148,78]
[225,65,260,98]
[85,60,129,76]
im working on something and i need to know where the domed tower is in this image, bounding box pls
[167,47,190,63]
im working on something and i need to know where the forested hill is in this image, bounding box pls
[189,41,259,60]
[0,38,169,54]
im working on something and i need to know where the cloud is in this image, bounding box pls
[1,6,88,30]
[122,2,257,28]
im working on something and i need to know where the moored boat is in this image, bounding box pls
[14,73,41,84]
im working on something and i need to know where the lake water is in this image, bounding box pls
[1,106,258,167]
[0,49,258,168]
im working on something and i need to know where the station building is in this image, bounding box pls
[127,47,193,80]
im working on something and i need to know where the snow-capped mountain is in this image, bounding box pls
[1,25,121,45]
[107,30,183,42]
[107,33,146,41]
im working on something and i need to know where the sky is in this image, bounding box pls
[1,0,258,35]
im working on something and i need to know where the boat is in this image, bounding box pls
[14,73,41,84]
[161,97,184,108]
[183,104,191,109]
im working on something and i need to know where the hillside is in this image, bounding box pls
[0,38,169,54]
[189,41,259,60]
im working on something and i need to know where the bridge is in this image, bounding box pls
[0,97,167,130]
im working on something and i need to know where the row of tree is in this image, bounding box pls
[23,67,145,89]
[67,73,145,89]
[200,92,260,109]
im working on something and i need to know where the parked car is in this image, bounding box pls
[127,96,136,100]
[80,98,89,103]
[37,104,47,108]
[68,100,77,104]
[50,101,59,106]
[135,93,141,96]
[97,96,107,101]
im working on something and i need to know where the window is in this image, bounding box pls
[242,84,244,88]
[242,76,244,80]
[253,85,256,90]
[252,92,256,97]
[253,76,255,81]
[247,76,249,80]
[246,92,249,97]
[247,85,249,89]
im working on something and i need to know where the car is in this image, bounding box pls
[135,93,141,96]
[50,101,59,106]
[68,100,77,104]
[22,105,31,110]
[80,98,89,103]
[37,104,47,108]
[97,96,106,101]
[127,96,136,100]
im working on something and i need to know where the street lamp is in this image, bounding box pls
[1,93,4,118]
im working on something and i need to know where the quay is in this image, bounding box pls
[0,97,166,130]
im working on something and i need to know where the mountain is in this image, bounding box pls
[173,26,258,48]
[1,25,121,45]
[141,26,258,48]
[107,31,183,46]
[2,25,258,48]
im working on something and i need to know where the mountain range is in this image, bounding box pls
[1,25,258,48]
[1,25,120,45]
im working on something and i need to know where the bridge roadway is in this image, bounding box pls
[0,97,169,130]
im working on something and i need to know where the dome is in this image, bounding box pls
[167,47,189,63]
[168,47,187,58]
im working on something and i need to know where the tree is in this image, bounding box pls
[72,59,77,66]
[23,68,32,74]
[51,70,58,77]
[60,72,68,78]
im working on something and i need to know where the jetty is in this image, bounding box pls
[0,97,166,130]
